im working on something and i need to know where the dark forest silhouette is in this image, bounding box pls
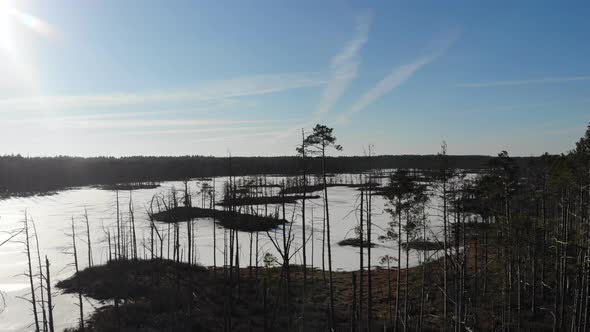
[0,154,538,196]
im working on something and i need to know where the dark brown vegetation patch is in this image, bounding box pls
[338,237,376,248]
[100,182,160,191]
[216,195,320,207]
[152,207,286,232]
[57,259,342,331]
[401,240,440,251]
[280,182,381,195]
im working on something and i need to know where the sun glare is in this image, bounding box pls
[0,1,55,56]
[0,0,16,55]
[0,0,57,95]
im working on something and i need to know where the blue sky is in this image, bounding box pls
[0,0,589,157]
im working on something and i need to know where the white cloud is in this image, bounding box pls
[2,117,300,130]
[338,31,458,123]
[191,130,285,144]
[0,73,325,112]
[457,75,590,88]
[314,10,372,119]
[124,125,291,136]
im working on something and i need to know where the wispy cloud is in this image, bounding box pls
[125,125,292,136]
[338,31,459,123]
[191,130,286,144]
[2,117,300,130]
[273,10,373,141]
[0,73,324,112]
[457,75,590,88]
[450,101,556,116]
[314,10,373,119]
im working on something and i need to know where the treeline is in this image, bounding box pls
[0,154,539,195]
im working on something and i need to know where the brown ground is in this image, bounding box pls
[58,240,528,331]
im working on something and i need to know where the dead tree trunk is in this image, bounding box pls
[301,128,308,282]
[83,208,93,267]
[71,218,84,331]
[367,175,373,330]
[395,197,402,331]
[24,212,40,332]
[31,219,48,332]
[116,190,121,260]
[359,189,364,330]
[129,192,137,260]
[45,256,55,332]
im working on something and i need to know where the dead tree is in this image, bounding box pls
[266,184,306,329]
[359,188,365,330]
[365,146,374,330]
[82,208,93,267]
[45,256,55,332]
[129,192,138,260]
[71,217,85,331]
[212,177,218,275]
[23,212,40,332]
[31,219,48,332]
[116,190,121,260]
[148,195,164,259]
[296,128,308,281]
[438,142,451,328]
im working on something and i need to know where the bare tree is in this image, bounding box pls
[266,182,306,329]
[296,128,309,282]
[31,219,48,332]
[82,208,93,267]
[45,256,55,332]
[115,190,121,260]
[128,192,138,260]
[23,212,40,332]
[71,217,84,331]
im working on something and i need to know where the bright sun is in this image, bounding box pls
[0,1,55,57]
[0,0,16,54]
[0,0,55,88]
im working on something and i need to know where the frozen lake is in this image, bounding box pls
[0,174,445,331]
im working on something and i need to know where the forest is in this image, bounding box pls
[0,153,538,196]
[1,122,589,331]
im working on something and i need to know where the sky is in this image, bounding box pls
[0,0,589,157]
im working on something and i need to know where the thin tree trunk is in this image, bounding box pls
[404,211,409,331]
[24,213,40,332]
[353,272,357,331]
[45,256,55,332]
[213,177,217,276]
[129,192,137,260]
[83,208,93,267]
[359,189,364,330]
[443,178,448,329]
[116,190,121,260]
[322,203,326,283]
[71,218,85,331]
[420,239,425,331]
[367,178,373,330]
[395,198,401,331]
[322,147,336,328]
[31,220,48,332]
[301,128,308,282]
